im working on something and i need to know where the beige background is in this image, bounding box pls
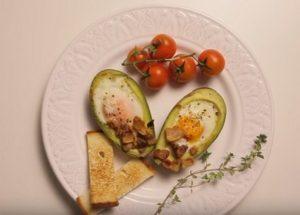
[0,0,300,214]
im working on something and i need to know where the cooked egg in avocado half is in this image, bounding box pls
[90,69,155,158]
[154,88,226,171]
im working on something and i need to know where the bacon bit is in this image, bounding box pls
[122,143,134,152]
[162,160,181,172]
[162,159,172,165]
[147,138,156,145]
[145,128,154,139]
[165,126,184,142]
[174,145,188,158]
[107,120,119,131]
[108,120,132,138]
[168,141,177,149]
[161,159,171,169]
[118,123,131,136]
[189,146,198,156]
[181,158,194,168]
[138,147,146,154]
[133,116,148,136]
[121,132,135,145]
[153,149,170,160]
[108,116,156,153]
[137,136,148,148]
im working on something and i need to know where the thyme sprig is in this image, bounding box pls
[121,53,195,66]
[154,134,267,215]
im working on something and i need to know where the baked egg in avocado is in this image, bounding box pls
[90,69,155,158]
[154,88,226,171]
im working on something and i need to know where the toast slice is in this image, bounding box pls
[78,159,154,214]
[115,159,155,198]
[84,131,155,213]
[77,159,155,214]
[86,131,118,208]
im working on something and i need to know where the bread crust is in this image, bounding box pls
[86,130,101,134]
[76,193,91,215]
[87,132,119,208]
[91,201,119,209]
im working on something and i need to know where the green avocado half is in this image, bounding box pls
[155,87,226,168]
[89,69,155,158]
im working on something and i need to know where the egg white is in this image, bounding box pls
[93,76,143,123]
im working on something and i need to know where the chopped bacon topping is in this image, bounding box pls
[133,116,148,136]
[153,149,170,160]
[121,132,135,144]
[165,126,184,142]
[173,145,188,158]
[107,115,155,153]
[122,143,134,152]
[189,146,198,156]
[162,160,181,172]
[147,138,156,145]
[181,158,194,168]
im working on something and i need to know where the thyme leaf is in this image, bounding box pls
[154,134,267,215]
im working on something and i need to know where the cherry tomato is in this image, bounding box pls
[198,49,225,77]
[150,34,176,59]
[127,47,150,69]
[142,63,169,90]
[169,54,197,83]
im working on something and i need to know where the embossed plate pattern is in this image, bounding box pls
[42,7,273,214]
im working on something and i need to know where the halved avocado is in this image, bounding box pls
[154,87,226,170]
[89,69,155,158]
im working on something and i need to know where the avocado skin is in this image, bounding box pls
[89,69,155,158]
[155,87,227,166]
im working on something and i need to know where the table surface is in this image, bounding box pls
[1,0,299,214]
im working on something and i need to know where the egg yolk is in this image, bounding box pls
[177,116,204,140]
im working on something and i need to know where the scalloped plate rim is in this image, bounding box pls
[41,6,274,214]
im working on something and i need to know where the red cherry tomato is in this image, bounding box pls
[127,47,150,69]
[142,63,169,90]
[169,54,197,83]
[198,49,225,77]
[150,34,176,59]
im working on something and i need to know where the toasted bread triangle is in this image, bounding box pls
[81,131,155,214]
[87,131,119,208]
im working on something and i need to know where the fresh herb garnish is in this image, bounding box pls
[154,134,267,215]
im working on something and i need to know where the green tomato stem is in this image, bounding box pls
[122,53,196,66]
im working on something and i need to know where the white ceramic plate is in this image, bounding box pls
[42,7,273,215]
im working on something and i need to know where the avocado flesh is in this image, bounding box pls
[90,69,155,158]
[155,87,226,167]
